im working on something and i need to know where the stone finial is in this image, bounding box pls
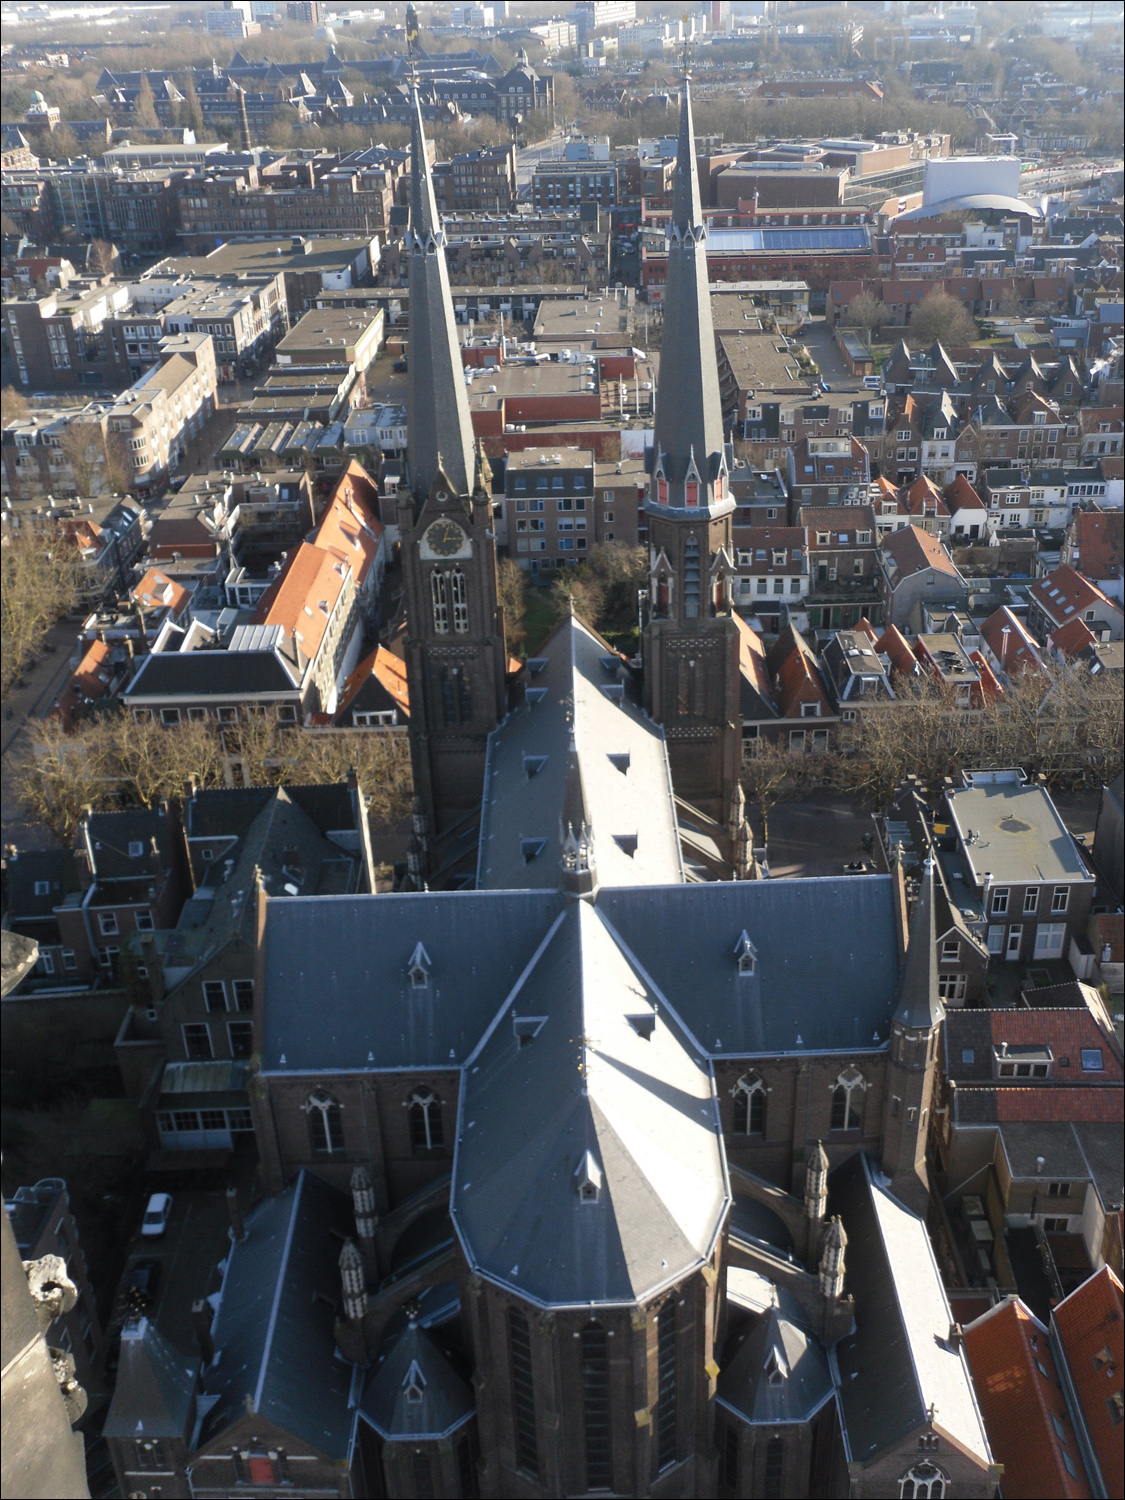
[804,1140,829,1221]
[339,1238,368,1323]
[819,1215,847,1301]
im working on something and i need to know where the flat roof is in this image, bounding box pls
[276,306,381,354]
[151,237,374,280]
[945,780,1093,889]
[533,296,633,341]
[506,446,594,470]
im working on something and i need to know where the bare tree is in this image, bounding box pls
[496,555,528,653]
[741,739,816,850]
[843,288,892,349]
[2,386,30,425]
[908,290,978,348]
[1,530,82,695]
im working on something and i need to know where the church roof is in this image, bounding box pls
[476,615,683,891]
[102,1317,198,1441]
[359,1320,474,1441]
[893,859,943,1032]
[452,899,729,1307]
[830,1153,992,1466]
[406,83,476,504]
[717,1291,834,1427]
[201,1171,356,1459]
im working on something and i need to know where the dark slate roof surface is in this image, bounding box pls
[202,1171,354,1459]
[102,1318,199,1440]
[359,1321,474,1440]
[717,1291,833,1426]
[127,650,299,699]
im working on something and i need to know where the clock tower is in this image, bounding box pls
[398,85,507,837]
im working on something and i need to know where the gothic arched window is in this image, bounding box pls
[899,1462,947,1499]
[451,567,468,635]
[408,1088,444,1153]
[305,1088,343,1155]
[656,1300,677,1471]
[764,1436,785,1498]
[581,1322,611,1490]
[831,1068,866,1132]
[431,570,449,635]
[508,1307,539,1479]
[733,1073,766,1135]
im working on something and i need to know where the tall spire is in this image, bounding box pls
[647,72,729,516]
[893,858,943,1031]
[406,83,476,504]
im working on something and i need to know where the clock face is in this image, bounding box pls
[423,518,468,558]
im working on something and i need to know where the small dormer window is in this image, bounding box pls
[613,834,638,858]
[607,752,630,774]
[576,1149,602,1203]
[523,754,547,779]
[403,1360,427,1405]
[513,1015,547,1046]
[408,942,431,989]
[734,931,757,976]
[521,837,547,863]
[129,841,145,859]
[764,1347,787,1386]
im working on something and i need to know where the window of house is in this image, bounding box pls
[135,908,154,932]
[991,888,1009,915]
[1023,888,1039,914]
[203,980,228,1013]
[1047,1182,1071,1198]
[939,974,966,1002]
[1051,887,1069,913]
[233,979,254,1011]
[1081,1048,1104,1072]
[98,911,119,936]
[409,1088,444,1152]
[306,1089,343,1155]
[800,702,819,718]
[183,1022,213,1061]
[733,1073,766,1134]
[62,950,77,972]
[228,1020,253,1059]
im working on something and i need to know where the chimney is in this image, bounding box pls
[192,1297,215,1364]
[226,1183,245,1242]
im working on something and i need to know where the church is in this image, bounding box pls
[103,79,998,1500]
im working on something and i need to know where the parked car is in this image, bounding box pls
[392,358,408,373]
[141,1192,173,1238]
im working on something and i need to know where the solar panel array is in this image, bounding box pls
[704,227,871,253]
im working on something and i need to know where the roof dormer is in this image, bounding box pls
[575,1149,603,1203]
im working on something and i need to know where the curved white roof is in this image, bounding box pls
[893,193,1044,222]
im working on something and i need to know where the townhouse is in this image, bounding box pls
[798,504,882,631]
[877,524,969,632]
[1028,564,1125,645]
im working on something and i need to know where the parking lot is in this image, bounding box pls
[113,1187,232,1356]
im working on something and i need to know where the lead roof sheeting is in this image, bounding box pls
[718,1297,833,1426]
[477,617,682,892]
[830,1153,991,1465]
[128,650,298,699]
[202,1171,355,1459]
[599,876,899,1057]
[453,901,727,1307]
[261,889,564,1072]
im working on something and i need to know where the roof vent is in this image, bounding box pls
[512,1015,547,1046]
[403,1360,426,1404]
[523,754,547,779]
[521,837,547,863]
[607,752,630,774]
[612,834,638,858]
[627,1012,656,1041]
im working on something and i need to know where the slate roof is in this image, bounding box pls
[359,1319,474,1441]
[125,649,301,701]
[84,807,170,882]
[451,899,729,1307]
[893,860,943,1031]
[406,83,477,505]
[830,1152,991,1467]
[647,75,728,504]
[4,849,78,919]
[476,615,682,892]
[102,1317,199,1441]
[962,1298,1091,1500]
[201,1171,355,1460]
[717,1290,833,1427]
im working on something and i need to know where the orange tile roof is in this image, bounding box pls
[963,1298,1091,1500]
[52,638,117,729]
[945,473,986,512]
[995,1088,1124,1124]
[853,616,879,644]
[906,475,949,515]
[336,644,410,720]
[769,628,830,719]
[969,650,1004,702]
[980,606,1042,675]
[990,1011,1123,1084]
[874,623,918,679]
[1053,1268,1124,1499]
[131,567,190,619]
[1032,565,1123,629]
[1049,616,1099,657]
[734,613,773,703]
[1069,510,1123,584]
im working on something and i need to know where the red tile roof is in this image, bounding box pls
[1031,564,1123,630]
[768,627,830,719]
[980,606,1043,676]
[881,521,962,581]
[1068,510,1123,585]
[905,475,949,516]
[945,474,986,512]
[990,1011,1124,1085]
[1053,1268,1125,1499]
[131,567,190,620]
[734,614,774,704]
[874,623,918,680]
[995,1088,1124,1124]
[963,1297,1091,1500]
[1050,616,1099,657]
[970,650,1004,702]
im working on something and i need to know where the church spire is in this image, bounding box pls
[893,857,943,1032]
[407,83,476,505]
[647,72,729,517]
